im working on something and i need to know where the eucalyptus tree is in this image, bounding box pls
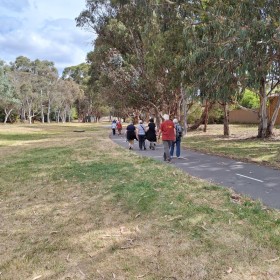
[30,59,58,123]
[0,61,20,123]
[53,79,83,123]
[77,0,280,137]
[76,1,145,118]
[183,0,280,138]
[77,0,190,123]
[11,56,32,72]
[235,0,280,138]
[154,0,280,138]
[142,1,187,121]
[62,63,93,121]
[62,63,89,85]
[9,56,59,123]
[20,76,38,124]
[169,0,242,136]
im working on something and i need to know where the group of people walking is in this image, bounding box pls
[159,114,183,163]
[112,114,183,162]
[126,118,157,150]
[111,119,123,135]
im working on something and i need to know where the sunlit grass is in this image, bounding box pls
[0,123,280,279]
[184,124,280,168]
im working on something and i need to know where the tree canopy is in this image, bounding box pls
[76,0,280,137]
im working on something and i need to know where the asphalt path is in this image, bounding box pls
[111,132,280,210]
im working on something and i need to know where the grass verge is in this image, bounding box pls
[183,124,280,169]
[0,123,280,280]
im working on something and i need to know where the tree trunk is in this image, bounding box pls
[257,77,268,138]
[41,106,44,123]
[47,100,51,123]
[190,101,213,131]
[182,86,188,136]
[21,108,26,122]
[154,109,161,131]
[4,108,13,124]
[28,108,32,124]
[203,100,210,132]
[223,102,230,136]
[267,94,280,137]
[62,112,66,123]
[56,110,60,123]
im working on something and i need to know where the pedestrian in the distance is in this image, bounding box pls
[145,118,157,150]
[126,121,136,150]
[116,120,122,135]
[136,120,147,150]
[170,118,183,158]
[158,114,176,163]
[111,120,117,135]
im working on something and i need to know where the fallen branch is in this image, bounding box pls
[265,257,279,263]
[167,215,183,222]
[78,267,85,277]
[97,270,105,279]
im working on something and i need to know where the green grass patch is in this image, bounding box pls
[184,124,280,168]
[0,123,280,279]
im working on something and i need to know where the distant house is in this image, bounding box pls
[229,95,280,125]
[268,95,280,125]
[229,108,259,124]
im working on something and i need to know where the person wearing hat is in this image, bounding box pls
[158,114,176,162]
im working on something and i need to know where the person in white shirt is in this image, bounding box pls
[136,120,146,150]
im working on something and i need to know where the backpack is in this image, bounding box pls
[176,124,183,139]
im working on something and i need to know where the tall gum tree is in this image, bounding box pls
[0,61,20,123]
[76,1,190,123]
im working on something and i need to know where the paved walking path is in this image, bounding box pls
[111,133,280,210]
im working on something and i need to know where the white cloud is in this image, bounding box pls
[0,0,95,75]
[0,0,30,13]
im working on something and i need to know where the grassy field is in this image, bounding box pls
[0,123,280,280]
[184,124,280,169]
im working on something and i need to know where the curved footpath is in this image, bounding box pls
[111,133,280,210]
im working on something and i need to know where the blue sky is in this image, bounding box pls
[0,0,95,74]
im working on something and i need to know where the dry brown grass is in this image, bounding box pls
[0,123,280,280]
[184,124,280,169]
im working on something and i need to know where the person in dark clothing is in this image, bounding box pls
[145,118,157,150]
[126,121,136,150]
[111,120,117,135]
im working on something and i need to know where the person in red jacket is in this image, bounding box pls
[116,120,122,135]
[158,114,176,163]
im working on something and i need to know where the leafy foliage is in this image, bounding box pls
[240,89,260,109]
[0,56,83,123]
[75,0,280,136]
